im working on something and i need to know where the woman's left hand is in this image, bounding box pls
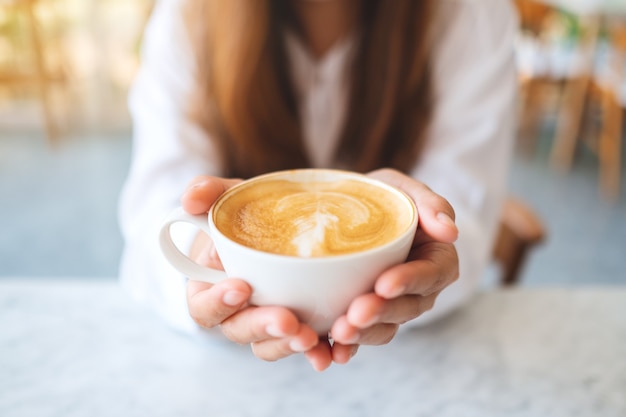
[304,168,460,371]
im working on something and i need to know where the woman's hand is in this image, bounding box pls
[304,168,460,370]
[181,176,320,364]
[180,170,459,372]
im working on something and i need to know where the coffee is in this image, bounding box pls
[214,178,414,257]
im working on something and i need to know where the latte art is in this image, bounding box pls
[214,179,413,257]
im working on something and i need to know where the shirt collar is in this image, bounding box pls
[285,30,355,93]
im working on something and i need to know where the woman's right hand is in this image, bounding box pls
[180,176,321,365]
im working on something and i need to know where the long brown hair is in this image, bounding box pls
[186,0,435,179]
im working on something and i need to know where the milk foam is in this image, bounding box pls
[284,193,370,256]
[215,178,412,257]
[291,206,339,257]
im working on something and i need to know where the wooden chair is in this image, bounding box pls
[515,1,622,201]
[583,19,626,201]
[493,197,546,286]
[515,0,559,152]
[0,0,65,144]
[515,0,554,35]
[515,0,601,153]
[549,15,602,174]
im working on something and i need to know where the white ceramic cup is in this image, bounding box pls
[159,169,418,335]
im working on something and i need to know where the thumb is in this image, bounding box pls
[181,176,242,215]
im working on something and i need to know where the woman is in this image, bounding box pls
[119,0,518,371]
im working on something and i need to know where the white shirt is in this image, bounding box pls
[118,0,519,333]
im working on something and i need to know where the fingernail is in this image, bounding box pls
[222,290,246,306]
[198,246,219,267]
[385,285,405,299]
[361,314,381,328]
[289,338,309,352]
[266,324,287,338]
[209,245,219,261]
[349,345,359,358]
[197,248,212,266]
[342,331,360,344]
[190,180,209,190]
[437,212,456,228]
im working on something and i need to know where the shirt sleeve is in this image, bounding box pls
[408,0,519,325]
[118,0,222,333]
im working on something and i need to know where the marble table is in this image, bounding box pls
[1,280,625,417]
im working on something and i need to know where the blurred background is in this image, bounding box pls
[0,0,624,286]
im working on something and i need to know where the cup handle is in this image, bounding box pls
[159,207,226,283]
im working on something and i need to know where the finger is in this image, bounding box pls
[331,314,399,346]
[190,232,224,270]
[346,292,440,329]
[331,343,359,365]
[367,169,458,243]
[219,305,305,344]
[375,242,459,299]
[181,176,242,215]
[304,340,333,372]
[250,324,320,362]
[352,323,399,345]
[186,279,251,329]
